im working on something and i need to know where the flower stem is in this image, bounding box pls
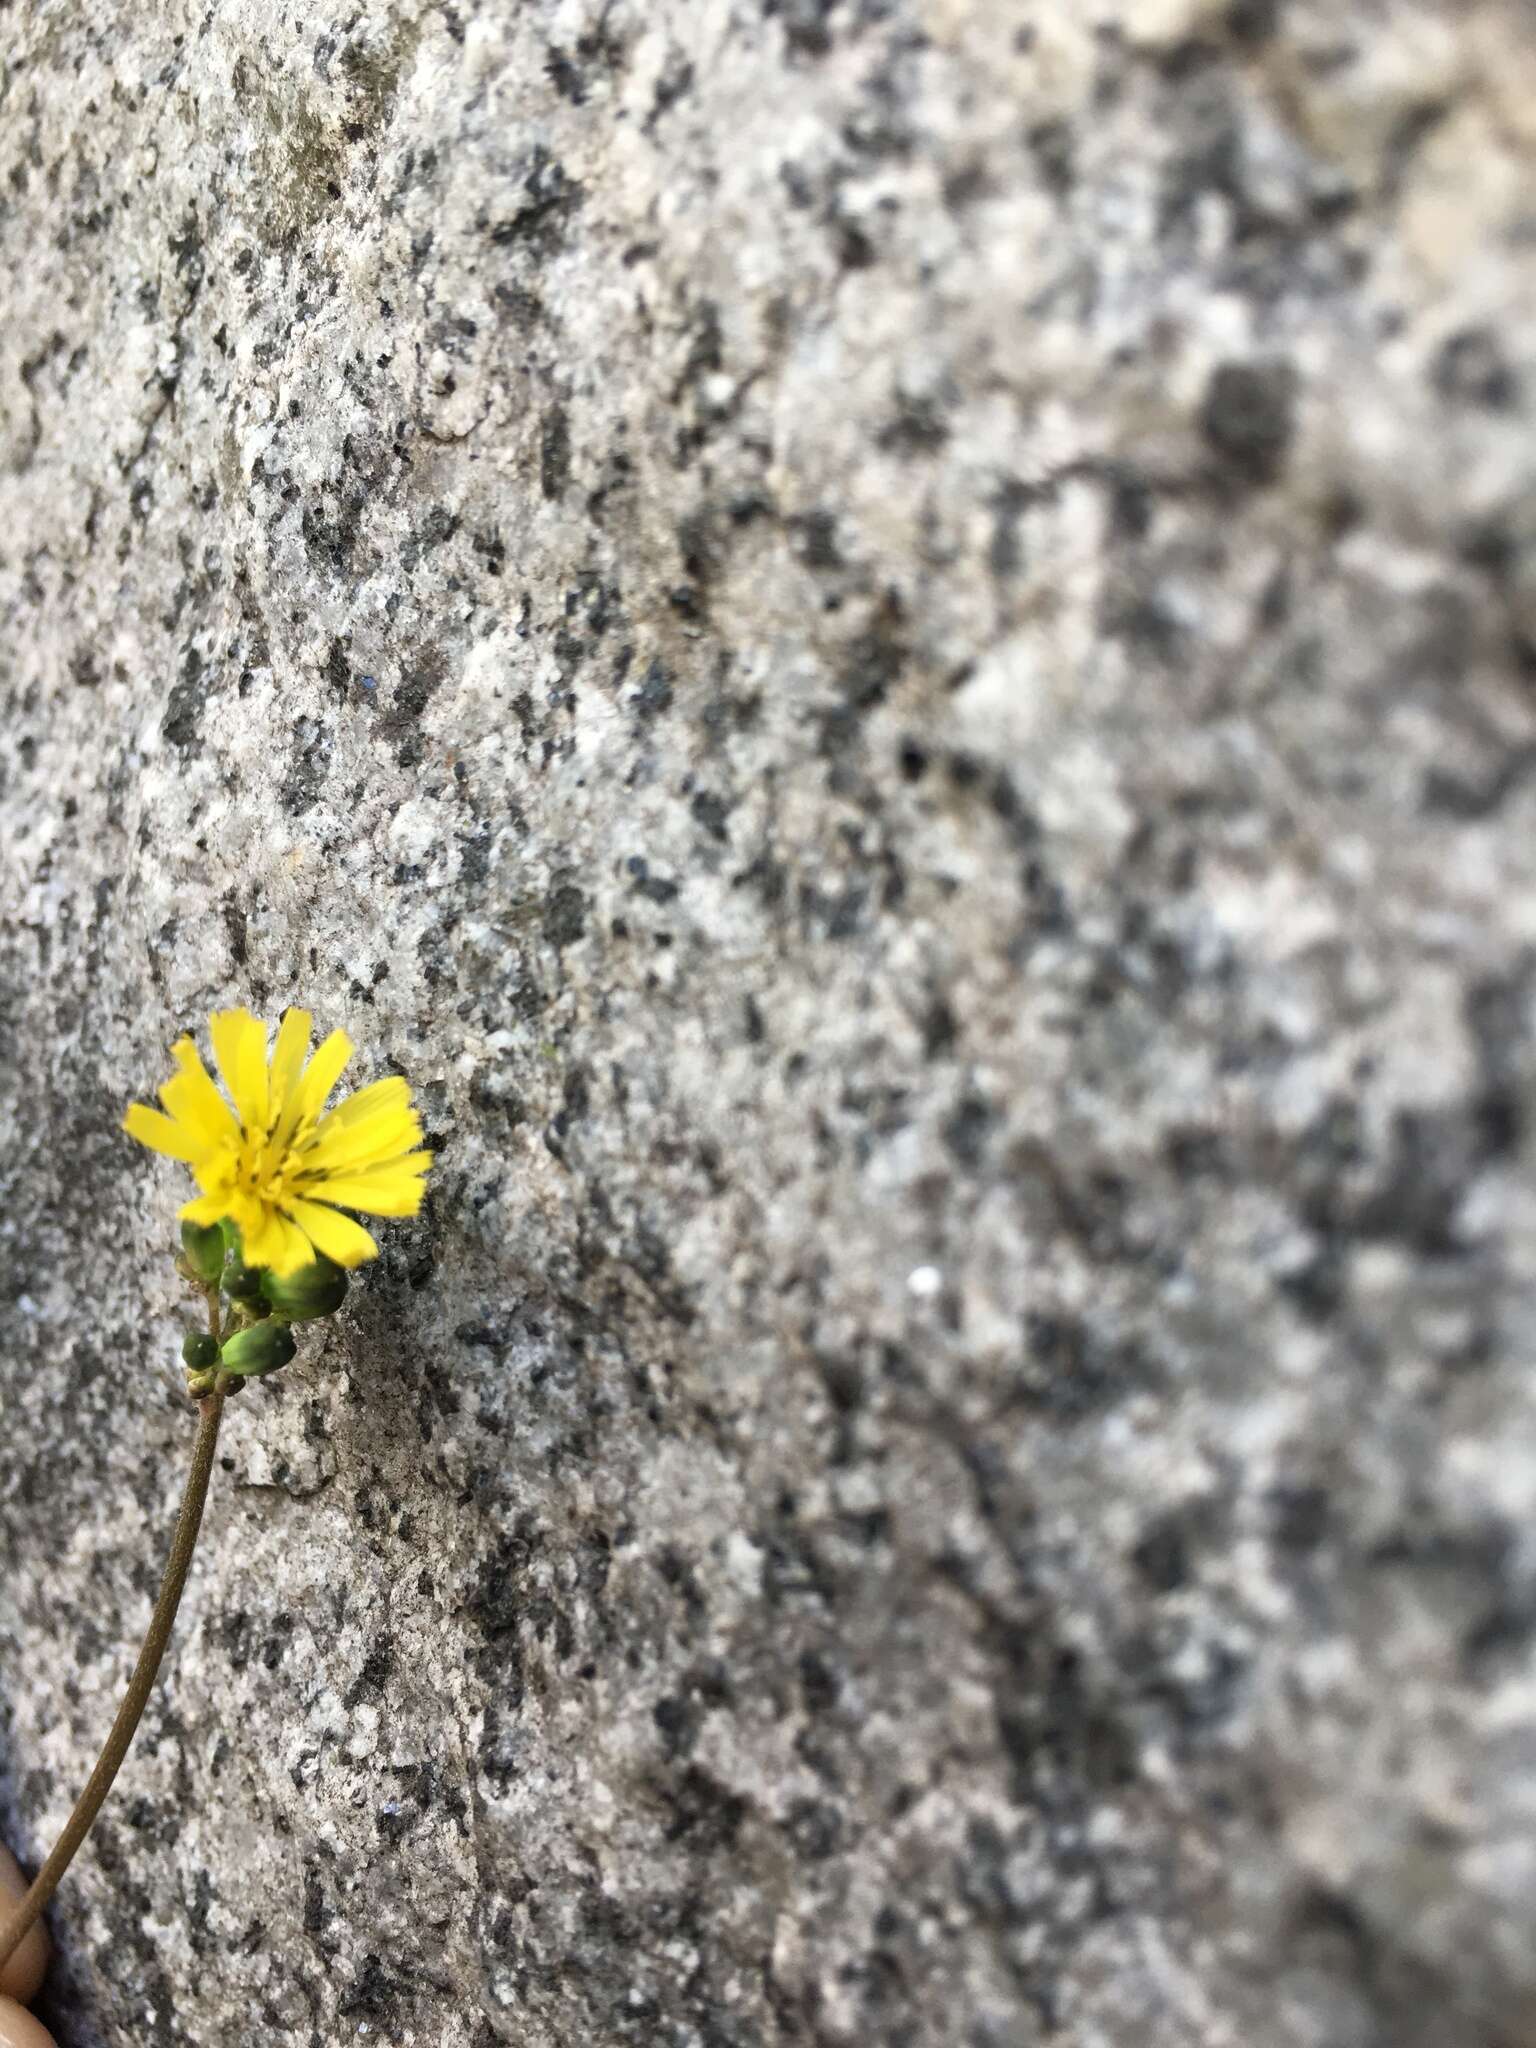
[0,1387,227,1969]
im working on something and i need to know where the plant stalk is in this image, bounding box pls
[0,1385,227,1969]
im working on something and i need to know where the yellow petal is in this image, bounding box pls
[124,1104,206,1163]
[160,1075,229,1149]
[236,1205,282,1267]
[285,1197,379,1267]
[314,1076,411,1136]
[268,1008,312,1135]
[238,1204,310,1276]
[290,1029,354,1127]
[265,1210,316,1277]
[210,1009,270,1132]
[178,1193,229,1226]
[160,1037,239,1149]
[301,1108,424,1176]
[191,1152,234,1199]
[309,1154,433,1215]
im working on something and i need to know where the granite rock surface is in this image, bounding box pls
[2,2,1536,2044]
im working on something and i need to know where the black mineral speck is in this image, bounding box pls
[799,1648,842,1712]
[634,658,674,717]
[486,146,582,253]
[1028,119,1075,198]
[1199,359,1297,485]
[1432,326,1518,412]
[768,0,838,59]
[943,1096,997,1168]
[794,508,842,569]
[1270,1484,1330,1552]
[338,1954,405,2025]
[222,891,249,967]
[545,44,586,104]
[1226,0,1280,42]
[839,620,906,709]
[653,1693,701,1757]
[544,882,587,946]
[1131,1511,1193,1592]
[784,1796,843,1860]
[540,401,571,499]
[690,789,731,841]
[344,1634,395,1708]
[161,646,206,751]
[381,650,447,765]
[662,1766,745,1850]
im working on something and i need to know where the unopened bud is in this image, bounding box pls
[261,1255,348,1321]
[219,1320,297,1378]
[180,1222,224,1285]
[182,1331,219,1372]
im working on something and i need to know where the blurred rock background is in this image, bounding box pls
[2,2,1535,2043]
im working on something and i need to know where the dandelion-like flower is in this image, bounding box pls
[124,1008,432,1275]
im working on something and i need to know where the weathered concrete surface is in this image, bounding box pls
[2,2,1536,2043]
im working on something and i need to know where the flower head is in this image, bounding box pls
[125,1008,432,1276]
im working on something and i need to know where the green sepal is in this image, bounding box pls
[260,1254,348,1322]
[219,1320,297,1378]
[180,1222,225,1286]
[219,1222,265,1301]
[223,1255,266,1302]
[182,1331,219,1372]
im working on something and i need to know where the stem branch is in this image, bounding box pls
[0,1389,226,1968]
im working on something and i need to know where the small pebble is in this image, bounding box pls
[0,1997,56,2048]
[0,1849,48,2005]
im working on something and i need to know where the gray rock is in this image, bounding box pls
[1,2,1534,2043]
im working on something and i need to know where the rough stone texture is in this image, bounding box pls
[1,2,1536,2044]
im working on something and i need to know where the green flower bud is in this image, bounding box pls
[260,1255,348,1322]
[223,1255,265,1302]
[180,1222,225,1286]
[219,1320,297,1378]
[182,1331,219,1372]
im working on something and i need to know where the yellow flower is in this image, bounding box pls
[124,1008,432,1276]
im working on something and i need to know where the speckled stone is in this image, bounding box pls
[2,4,1535,2045]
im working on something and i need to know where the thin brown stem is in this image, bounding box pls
[0,1387,227,1968]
